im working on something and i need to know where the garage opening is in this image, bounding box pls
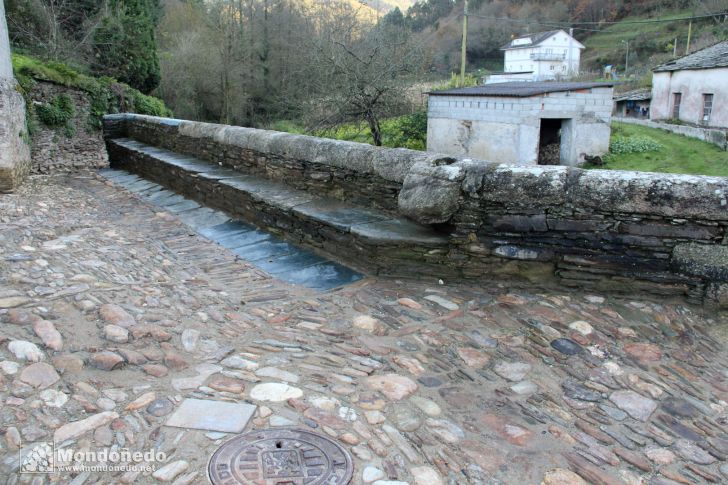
[538,119,563,165]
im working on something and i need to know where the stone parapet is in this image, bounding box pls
[104,114,728,307]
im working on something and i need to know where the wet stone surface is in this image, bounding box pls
[1,173,728,485]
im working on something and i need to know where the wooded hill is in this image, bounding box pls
[398,0,727,74]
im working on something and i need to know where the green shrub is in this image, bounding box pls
[609,135,663,154]
[386,111,427,150]
[36,94,75,127]
[131,91,173,117]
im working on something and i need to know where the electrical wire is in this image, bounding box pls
[466,10,728,34]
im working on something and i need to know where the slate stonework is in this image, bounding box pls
[26,82,108,173]
[104,114,728,306]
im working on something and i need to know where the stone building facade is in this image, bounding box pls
[651,41,728,128]
[427,82,613,166]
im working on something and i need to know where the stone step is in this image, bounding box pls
[110,138,448,247]
[99,168,363,291]
[105,138,450,278]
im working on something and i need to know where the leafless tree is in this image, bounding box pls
[305,11,423,145]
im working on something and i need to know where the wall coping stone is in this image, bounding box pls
[106,113,728,224]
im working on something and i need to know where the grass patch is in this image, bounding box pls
[585,122,728,177]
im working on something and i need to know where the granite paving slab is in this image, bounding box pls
[165,398,256,433]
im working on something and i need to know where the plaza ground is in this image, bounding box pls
[1,173,728,484]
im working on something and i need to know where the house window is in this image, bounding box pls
[550,65,555,70]
[672,93,682,119]
[702,94,714,123]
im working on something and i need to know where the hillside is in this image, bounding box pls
[364,0,416,12]
[406,1,728,75]
[580,9,728,76]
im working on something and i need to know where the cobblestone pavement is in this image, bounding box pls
[2,173,728,485]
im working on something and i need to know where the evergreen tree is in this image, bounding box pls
[92,0,160,94]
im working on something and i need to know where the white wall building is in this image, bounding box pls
[485,30,584,84]
[427,82,614,166]
[650,41,728,129]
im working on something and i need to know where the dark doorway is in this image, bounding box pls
[538,119,562,165]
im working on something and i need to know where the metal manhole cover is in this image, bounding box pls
[208,427,354,485]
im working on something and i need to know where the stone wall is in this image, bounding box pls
[26,82,108,173]
[104,114,728,307]
[615,116,727,151]
[115,115,450,214]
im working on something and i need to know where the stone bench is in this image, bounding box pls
[106,138,449,277]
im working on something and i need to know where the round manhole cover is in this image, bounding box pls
[208,427,354,485]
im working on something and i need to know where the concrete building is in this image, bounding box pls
[650,41,728,128]
[0,0,30,192]
[486,30,584,84]
[427,82,614,166]
[613,88,651,118]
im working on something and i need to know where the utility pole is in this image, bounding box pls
[673,37,677,57]
[459,0,468,87]
[623,40,629,74]
[568,27,574,77]
[685,20,692,54]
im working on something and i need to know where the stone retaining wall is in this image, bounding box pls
[26,82,108,173]
[104,114,728,307]
[615,116,727,151]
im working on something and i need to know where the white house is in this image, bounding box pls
[485,30,584,84]
[651,41,728,128]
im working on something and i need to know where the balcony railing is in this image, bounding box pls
[530,52,566,61]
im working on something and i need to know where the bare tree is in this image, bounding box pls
[6,0,104,61]
[306,12,423,145]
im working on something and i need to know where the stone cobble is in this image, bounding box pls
[1,173,728,484]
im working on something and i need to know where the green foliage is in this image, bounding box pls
[386,111,427,150]
[268,120,306,134]
[275,112,427,150]
[131,91,172,117]
[609,135,663,155]
[36,95,76,127]
[91,0,161,94]
[12,54,172,132]
[586,122,728,177]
